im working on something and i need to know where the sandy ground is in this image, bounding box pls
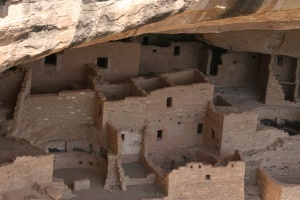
[54,168,165,200]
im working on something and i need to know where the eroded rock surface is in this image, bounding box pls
[1,0,300,71]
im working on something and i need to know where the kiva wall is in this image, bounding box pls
[0,154,54,193]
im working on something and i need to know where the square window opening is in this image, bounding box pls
[45,53,57,65]
[166,97,172,108]
[173,46,180,56]
[197,124,203,134]
[206,175,211,180]
[89,162,93,166]
[97,57,108,68]
[277,56,284,66]
[157,130,163,141]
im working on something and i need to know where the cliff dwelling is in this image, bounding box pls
[1,1,300,200]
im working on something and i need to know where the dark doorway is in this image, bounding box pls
[45,54,57,65]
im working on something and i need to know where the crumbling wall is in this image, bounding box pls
[208,51,259,87]
[24,90,95,132]
[166,161,245,200]
[0,154,53,193]
[0,68,25,110]
[139,42,201,75]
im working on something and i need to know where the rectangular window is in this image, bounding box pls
[197,124,203,134]
[121,134,125,141]
[97,57,108,68]
[206,175,211,180]
[157,130,163,141]
[210,128,215,139]
[45,53,57,65]
[173,46,180,56]
[166,97,172,108]
[277,56,284,66]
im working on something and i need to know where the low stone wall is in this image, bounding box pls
[0,154,53,193]
[257,167,300,200]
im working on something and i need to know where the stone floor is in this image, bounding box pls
[54,168,165,200]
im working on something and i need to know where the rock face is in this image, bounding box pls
[1,0,300,71]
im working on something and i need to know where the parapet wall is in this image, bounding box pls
[166,160,245,200]
[0,154,54,193]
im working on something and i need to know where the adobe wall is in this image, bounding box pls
[139,42,201,75]
[24,90,95,132]
[103,97,147,131]
[166,160,245,200]
[204,104,225,155]
[0,68,25,109]
[0,154,54,193]
[144,84,213,154]
[23,42,141,93]
[205,103,288,157]
[208,51,259,87]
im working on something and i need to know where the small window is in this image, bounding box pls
[166,97,172,108]
[277,56,284,66]
[89,162,93,166]
[97,57,108,68]
[157,130,163,141]
[197,124,203,134]
[178,122,181,125]
[142,36,149,45]
[45,53,57,65]
[98,105,102,116]
[210,128,215,139]
[121,134,125,141]
[153,49,157,53]
[233,61,237,64]
[206,175,211,180]
[79,161,83,164]
[173,46,180,56]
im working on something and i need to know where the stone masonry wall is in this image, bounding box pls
[23,42,141,93]
[209,51,259,87]
[24,90,95,132]
[166,161,245,200]
[139,42,201,75]
[0,154,53,193]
